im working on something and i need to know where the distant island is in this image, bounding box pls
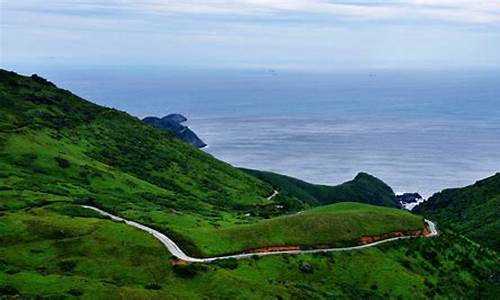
[143,114,207,148]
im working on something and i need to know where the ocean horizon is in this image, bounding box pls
[16,66,500,197]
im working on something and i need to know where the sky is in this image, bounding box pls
[2,0,500,70]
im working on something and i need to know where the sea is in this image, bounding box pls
[20,66,500,197]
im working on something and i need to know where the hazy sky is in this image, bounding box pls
[2,0,500,70]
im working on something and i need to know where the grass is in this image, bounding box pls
[181,202,425,256]
[1,204,498,299]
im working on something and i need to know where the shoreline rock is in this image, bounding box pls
[143,114,207,148]
[397,193,426,211]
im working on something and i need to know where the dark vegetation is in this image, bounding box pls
[212,258,239,270]
[172,264,209,278]
[242,168,399,207]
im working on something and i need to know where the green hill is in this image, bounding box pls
[188,202,425,256]
[415,173,500,251]
[0,70,275,214]
[242,168,398,207]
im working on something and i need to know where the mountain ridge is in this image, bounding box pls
[241,168,399,207]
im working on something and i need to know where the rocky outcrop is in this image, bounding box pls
[397,193,425,210]
[397,193,423,204]
[143,114,207,148]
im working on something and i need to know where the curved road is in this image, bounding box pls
[82,205,438,263]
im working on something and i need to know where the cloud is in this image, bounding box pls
[3,0,500,24]
[2,0,500,69]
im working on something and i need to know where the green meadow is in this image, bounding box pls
[182,202,425,256]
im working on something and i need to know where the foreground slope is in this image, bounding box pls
[242,168,398,207]
[415,173,500,251]
[1,204,498,299]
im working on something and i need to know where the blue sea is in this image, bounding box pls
[24,66,500,197]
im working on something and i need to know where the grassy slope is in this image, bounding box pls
[415,173,500,251]
[242,168,398,207]
[0,70,273,211]
[190,202,424,256]
[1,204,498,299]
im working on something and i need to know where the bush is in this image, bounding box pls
[14,153,37,167]
[58,260,77,272]
[74,195,96,205]
[299,262,313,273]
[67,288,83,296]
[172,264,208,278]
[54,156,71,168]
[213,258,239,270]
[145,283,162,290]
[0,284,19,296]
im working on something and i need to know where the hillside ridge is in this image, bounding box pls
[241,168,398,207]
[415,173,500,251]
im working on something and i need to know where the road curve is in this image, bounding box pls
[82,205,438,263]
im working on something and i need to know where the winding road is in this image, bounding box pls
[82,204,438,263]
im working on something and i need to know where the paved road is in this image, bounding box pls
[266,190,279,200]
[82,205,438,263]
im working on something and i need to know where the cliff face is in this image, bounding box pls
[143,114,207,148]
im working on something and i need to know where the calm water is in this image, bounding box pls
[23,67,500,197]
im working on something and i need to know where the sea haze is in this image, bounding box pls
[27,67,500,197]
